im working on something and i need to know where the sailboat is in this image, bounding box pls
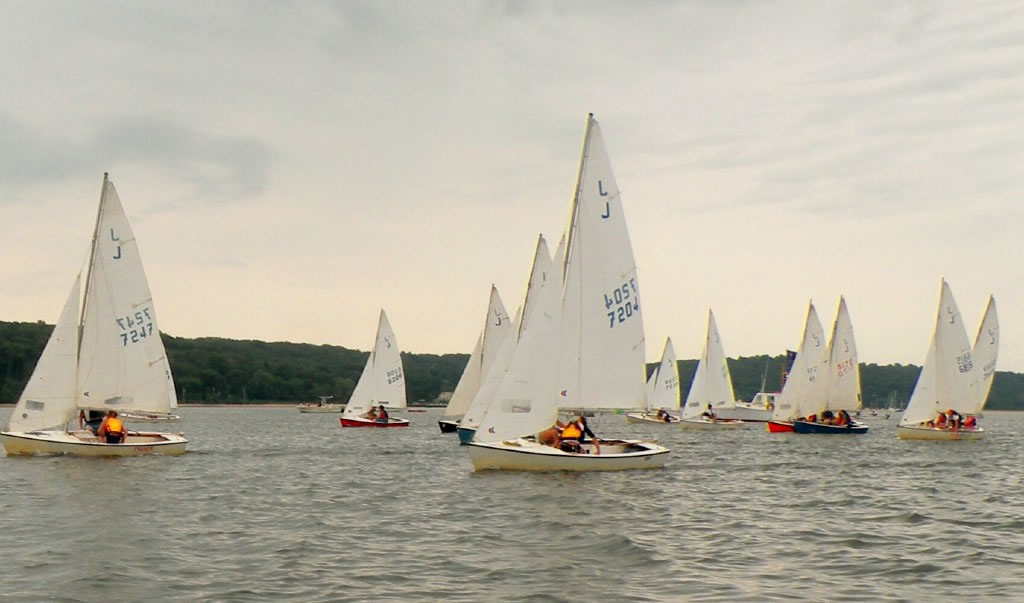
[438,286,511,433]
[680,310,744,429]
[626,337,681,424]
[897,280,995,440]
[339,309,409,428]
[466,114,669,471]
[791,297,868,434]
[457,235,552,444]
[1,174,188,456]
[767,302,826,433]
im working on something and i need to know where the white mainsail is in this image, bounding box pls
[645,337,680,413]
[5,275,82,432]
[970,296,999,414]
[683,310,736,419]
[772,302,827,422]
[343,309,407,417]
[76,175,177,416]
[557,114,645,412]
[443,286,511,419]
[901,280,975,426]
[476,235,563,442]
[823,296,862,413]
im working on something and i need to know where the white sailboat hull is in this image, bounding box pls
[625,412,679,424]
[680,418,745,430]
[897,425,985,441]
[713,404,772,422]
[1,430,188,456]
[467,438,669,471]
[120,412,182,423]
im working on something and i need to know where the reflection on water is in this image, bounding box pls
[1,407,1023,601]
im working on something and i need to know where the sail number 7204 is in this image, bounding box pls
[604,279,639,328]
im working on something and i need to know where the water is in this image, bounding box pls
[1,407,1023,601]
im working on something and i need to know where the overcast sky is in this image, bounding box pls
[1,1,1021,373]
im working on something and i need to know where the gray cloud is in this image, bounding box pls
[0,113,273,207]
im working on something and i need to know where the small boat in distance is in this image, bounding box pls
[791,297,868,434]
[297,395,342,413]
[626,337,681,424]
[120,411,182,423]
[439,286,512,433]
[1,174,187,456]
[339,310,410,428]
[680,310,743,430]
[897,281,996,440]
[767,302,826,433]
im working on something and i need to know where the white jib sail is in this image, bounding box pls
[459,308,521,431]
[773,302,827,422]
[902,280,975,426]
[76,175,177,416]
[558,114,646,412]
[824,296,862,413]
[646,337,680,413]
[464,236,551,433]
[476,237,563,442]
[344,309,407,416]
[443,286,511,418]
[5,275,82,432]
[684,310,736,419]
[970,296,999,414]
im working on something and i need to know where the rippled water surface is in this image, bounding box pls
[1,407,1023,601]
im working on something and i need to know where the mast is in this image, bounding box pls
[517,235,546,340]
[561,113,594,284]
[78,172,108,360]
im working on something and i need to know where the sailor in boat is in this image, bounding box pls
[558,416,600,454]
[376,405,389,424]
[97,411,126,444]
[363,407,378,421]
[79,409,106,435]
[836,410,852,427]
[946,409,963,430]
[655,408,674,422]
[701,404,717,422]
[538,420,565,446]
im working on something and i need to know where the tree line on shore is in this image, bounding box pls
[2,320,1023,409]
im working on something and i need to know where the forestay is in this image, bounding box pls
[343,309,407,417]
[969,296,999,414]
[683,310,735,419]
[901,280,975,426]
[76,176,177,416]
[772,303,826,422]
[5,276,82,432]
[645,337,680,413]
[557,115,645,412]
[443,286,511,419]
[823,297,862,414]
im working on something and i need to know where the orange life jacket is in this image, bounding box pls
[105,417,124,434]
[561,422,582,440]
